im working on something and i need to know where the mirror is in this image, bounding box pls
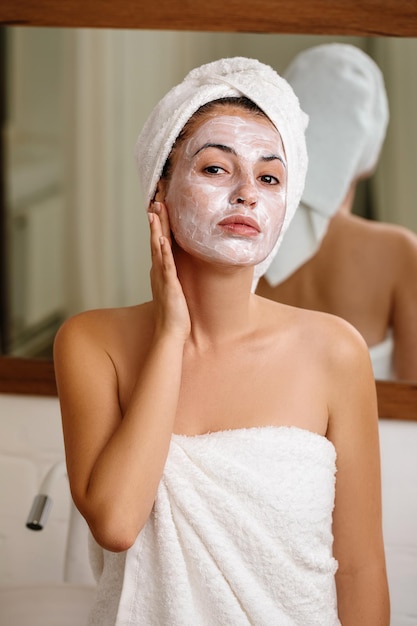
[0,8,416,626]
[0,0,416,393]
[2,27,416,362]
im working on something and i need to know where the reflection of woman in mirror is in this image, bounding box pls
[54,57,389,625]
[257,43,417,382]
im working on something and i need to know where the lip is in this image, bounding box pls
[218,214,261,235]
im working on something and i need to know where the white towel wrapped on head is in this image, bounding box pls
[134,57,308,283]
[88,427,340,626]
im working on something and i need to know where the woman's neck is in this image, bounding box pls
[174,249,257,348]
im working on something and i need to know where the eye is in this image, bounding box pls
[203,165,225,175]
[259,174,279,185]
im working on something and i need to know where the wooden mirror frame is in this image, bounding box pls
[1,0,417,420]
[1,1,417,36]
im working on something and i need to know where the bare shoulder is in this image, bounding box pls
[355,215,417,260]
[55,302,151,348]
[372,222,417,306]
[53,302,156,410]
[53,302,155,378]
[257,295,370,373]
[390,223,417,268]
[286,305,378,440]
[255,297,375,437]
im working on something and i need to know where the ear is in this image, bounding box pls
[154,179,167,202]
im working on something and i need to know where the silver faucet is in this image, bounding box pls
[25,460,92,583]
[26,461,67,530]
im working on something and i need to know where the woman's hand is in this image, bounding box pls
[148,202,191,341]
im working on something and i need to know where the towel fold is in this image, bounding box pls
[89,426,340,626]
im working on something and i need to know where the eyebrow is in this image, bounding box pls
[193,143,235,157]
[193,143,287,168]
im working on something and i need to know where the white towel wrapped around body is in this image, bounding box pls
[88,426,340,626]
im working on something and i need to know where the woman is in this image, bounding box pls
[54,57,389,625]
[257,43,417,381]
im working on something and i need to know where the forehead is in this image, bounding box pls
[178,107,285,162]
[186,104,281,143]
[164,104,286,178]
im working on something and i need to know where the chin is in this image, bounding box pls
[175,234,271,267]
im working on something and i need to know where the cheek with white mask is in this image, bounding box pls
[164,114,287,266]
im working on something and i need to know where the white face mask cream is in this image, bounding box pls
[164,111,287,267]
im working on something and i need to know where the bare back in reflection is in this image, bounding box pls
[257,44,417,381]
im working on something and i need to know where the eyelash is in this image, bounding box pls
[260,174,279,185]
[204,165,225,175]
[203,166,280,187]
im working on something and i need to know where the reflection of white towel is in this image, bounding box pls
[369,331,395,380]
[88,427,340,626]
[265,44,389,286]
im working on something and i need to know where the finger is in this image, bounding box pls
[148,212,163,259]
[159,235,177,275]
[153,202,172,242]
[147,201,161,225]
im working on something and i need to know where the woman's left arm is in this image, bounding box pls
[327,321,390,625]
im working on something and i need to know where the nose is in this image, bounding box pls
[230,180,258,209]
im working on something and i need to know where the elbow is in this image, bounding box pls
[92,529,137,553]
[72,486,152,552]
[83,504,144,552]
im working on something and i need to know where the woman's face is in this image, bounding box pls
[163,107,287,267]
